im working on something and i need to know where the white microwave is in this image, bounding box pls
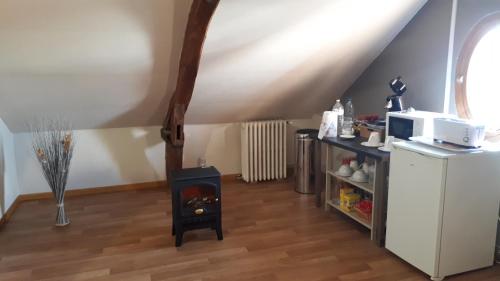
[386,111,447,141]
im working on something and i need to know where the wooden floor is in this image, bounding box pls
[1,180,499,281]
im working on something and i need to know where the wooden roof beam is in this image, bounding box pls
[161,0,220,174]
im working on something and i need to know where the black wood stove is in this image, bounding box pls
[169,166,223,247]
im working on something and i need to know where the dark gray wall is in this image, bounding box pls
[342,0,452,116]
[448,0,500,114]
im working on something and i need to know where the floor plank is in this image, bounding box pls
[0,180,498,280]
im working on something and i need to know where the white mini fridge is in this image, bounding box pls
[386,142,500,281]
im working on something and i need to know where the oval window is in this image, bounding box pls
[456,14,500,133]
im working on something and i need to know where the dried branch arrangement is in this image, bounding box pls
[31,119,75,226]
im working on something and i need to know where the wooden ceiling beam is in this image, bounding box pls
[161,0,220,174]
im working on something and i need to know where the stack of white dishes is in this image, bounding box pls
[335,160,370,183]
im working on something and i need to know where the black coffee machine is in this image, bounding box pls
[386,76,406,112]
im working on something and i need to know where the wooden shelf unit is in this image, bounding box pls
[321,137,390,246]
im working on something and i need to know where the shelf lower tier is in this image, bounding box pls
[326,200,372,229]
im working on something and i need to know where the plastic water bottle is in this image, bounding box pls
[332,99,344,137]
[342,98,354,136]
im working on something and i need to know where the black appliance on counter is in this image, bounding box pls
[386,76,406,112]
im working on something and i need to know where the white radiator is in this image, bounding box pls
[241,120,287,182]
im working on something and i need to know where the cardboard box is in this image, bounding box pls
[358,124,385,142]
[340,193,360,212]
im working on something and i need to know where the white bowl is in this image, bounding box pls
[336,164,353,177]
[351,170,368,182]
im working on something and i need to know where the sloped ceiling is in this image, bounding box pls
[186,0,427,123]
[0,0,426,132]
[0,0,193,132]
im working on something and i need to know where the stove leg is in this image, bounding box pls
[175,231,183,247]
[172,224,176,236]
[174,222,183,247]
[216,219,223,240]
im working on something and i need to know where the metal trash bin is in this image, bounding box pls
[295,129,318,194]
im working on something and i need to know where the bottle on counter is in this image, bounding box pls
[342,98,354,136]
[332,99,344,137]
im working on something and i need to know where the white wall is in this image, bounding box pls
[184,118,322,173]
[15,126,166,194]
[13,118,320,195]
[183,123,242,175]
[0,118,20,215]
